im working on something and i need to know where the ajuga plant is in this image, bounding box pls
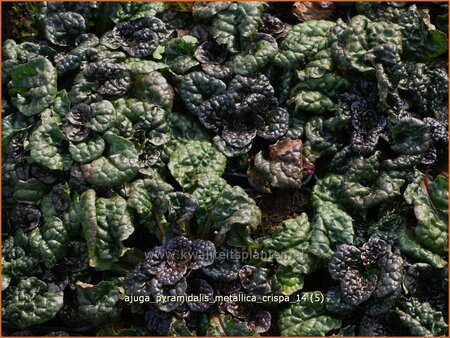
[2,2,448,336]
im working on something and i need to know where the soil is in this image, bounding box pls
[248,189,312,239]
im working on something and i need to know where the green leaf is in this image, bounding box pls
[330,16,402,72]
[398,229,446,269]
[110,2,165,23]
[309,201,354,261]
[63,191,83,239]
[275,266,305,296]
[3,277,64,329]
[127,175,173,236]
[395,298,448,336]
[289,49,349,117]
[212,9,239,53]
[80,133,139,188]
[77,280,120,326]
[168,319,195,336]
[403,172,448,255]
[305,117,339,158]
[30,122,67,170]
[207,314,258,336]
[311,174,343,206]
[13,179,47,204]
[80,190,134,270]
[289,91,336,114]
[177,71,227,115]
[275,20,335,69]
[88,100,116,133]
[341,153,405,215]
[234,38,279,76]
[398,6,448,61]
[237,2,266,38]
[8,57,57,116]
[152,45,165,60]
[279,292,341,336]
[163,111,210,158]
[125,58,169,77]
[226,224,259,249]
[391,117,432,155]
[110,2,164,23]
[29,216,69,269]
[164,37,199,75]
[262,213,319,274]
[192,2,232,20]
[129,102,172,146]
[193,174,261,246]
[69,136,105,164]
[133,71,173,112]
[52,90,71,117]
[2,231,41,290]
[293,51,349,97]
[1,113,30,157]
[168,140,227,191]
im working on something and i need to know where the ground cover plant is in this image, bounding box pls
[1,1,449,336]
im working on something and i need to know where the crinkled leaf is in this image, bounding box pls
[309,201,354,261]
[44,12,86,46]
[192,2,233,21]
[395,298,448,336]
[13,179,47,205]
[150,277,187,312]
[2,114,31,157]
[289,91,335,114]
[178,71,227,115]
[2,277,64,329]
[130,102,172,146]
[2,231,41,290]
[112,16,172,58]
[279,292,342,336]
[248,139,314,193]
[330,16,403,72]
[194,174,261,245]
[126,58,169,77]
[275,20,335,69]
[133,71,174,112]
[77,281,120,326]
[8,57,57,116]
[29,216,69,269]
[275,266,305,296]
[87,100,116,133]
[391,117,432,155]
[234,35,278,76]
[110,2,165,23]
[78,60,131,100]
[30,122,67,170]
[81,133,139,188]
[400,230,445,268]
[305,116,339,156]
[403,172,448,255]
[341,152,405,215]
[164,36,199,74]
[168,140,226,191]
[262,213,319,274]
[80,190,134,269]
[69,136,105,164]
[167,192,198,226]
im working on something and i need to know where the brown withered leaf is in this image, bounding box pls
[248,139,315,193]
[293,2,336,21]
